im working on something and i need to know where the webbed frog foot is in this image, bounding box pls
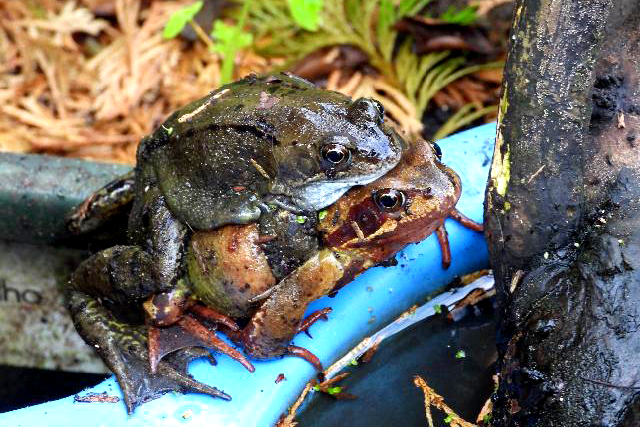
[148,304,255,374]
[68,292,230,414]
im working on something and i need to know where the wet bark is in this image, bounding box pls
[484,0,640,425]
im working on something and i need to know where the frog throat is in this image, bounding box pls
[290,170,387,211]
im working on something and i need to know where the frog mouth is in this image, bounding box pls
[293,170,386,211]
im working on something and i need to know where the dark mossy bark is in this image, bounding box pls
[484,0,640,425]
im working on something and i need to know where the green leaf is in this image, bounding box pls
[440,5,478,25]
[318,210,328,220]
[296,215,307,224]
[397,0,427,18]
[287,0,323,31]
[433,304,442,314]
[349,359,358,366]
[483,413,492,424]
[455,350,466,359]
[210,20,253,54]
[444,414,453,424]
[163,1,204,39]
[377,0,395,36]
[327,386,342,395]
[313,384,320,391]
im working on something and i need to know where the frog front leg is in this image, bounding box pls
[236,249,357,369]
[67,246,229,413]
[66,170,136,235]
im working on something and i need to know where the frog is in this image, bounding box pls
[69,73,404,233]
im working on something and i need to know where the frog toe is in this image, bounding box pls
[297,307,332,338]
[286,345,323,371]
[177,314,255,373]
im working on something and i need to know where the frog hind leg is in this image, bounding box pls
[68,246,229,412]
[67,291,230,414]
[67,170,136,235]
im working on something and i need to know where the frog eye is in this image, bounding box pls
[432,142,442,161]
[373,189,406,212]
[322,143,352,165]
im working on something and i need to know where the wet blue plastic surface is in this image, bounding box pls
[0,123,496,427]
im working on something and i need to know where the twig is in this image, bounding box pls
[413,375,478,427]
[526,164,546,184]
[276,382,313,427]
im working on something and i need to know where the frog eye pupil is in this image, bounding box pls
[322,144,351,165]
[374,189,405,211]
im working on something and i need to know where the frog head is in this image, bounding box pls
[268,93,407,211]
[319,139,461,262]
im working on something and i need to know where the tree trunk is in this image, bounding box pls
[484,0,640,425]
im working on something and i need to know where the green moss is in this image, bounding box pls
[496,147,511,196]
[491,87,511,197]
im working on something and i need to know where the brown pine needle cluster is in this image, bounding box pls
[0,0,273,163]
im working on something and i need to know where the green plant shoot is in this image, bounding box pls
[287,0,323,31]
[163,1,204,39]
[440,5,478,25]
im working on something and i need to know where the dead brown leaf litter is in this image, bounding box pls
[0,0,274,163]
[1,0,506,164]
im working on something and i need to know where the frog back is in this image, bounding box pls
[142,73,355,230]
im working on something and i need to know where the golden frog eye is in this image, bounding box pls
[321,143,352,165]
[373,189,406,212]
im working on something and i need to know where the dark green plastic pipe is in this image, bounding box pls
[0,153,130,244]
